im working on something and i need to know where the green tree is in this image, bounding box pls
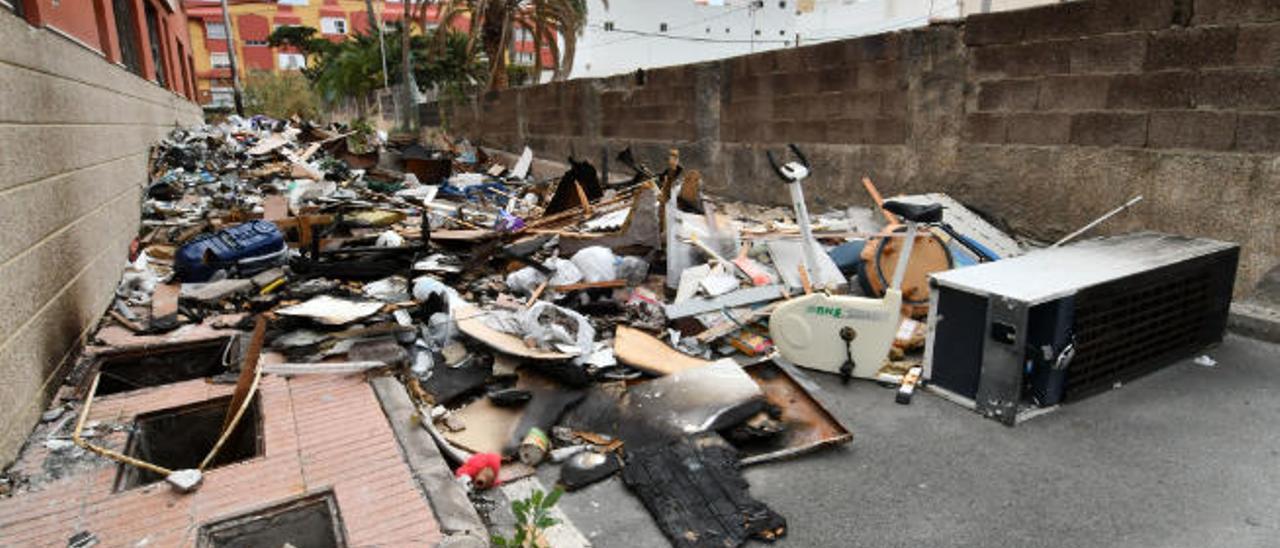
[311,32,386,116]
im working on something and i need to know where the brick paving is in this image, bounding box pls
[0,373,442,547]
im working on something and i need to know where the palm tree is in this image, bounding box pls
[434,0,602,90]
[311,33,385,117]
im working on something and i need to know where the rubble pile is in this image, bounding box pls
[10,114,1236,548]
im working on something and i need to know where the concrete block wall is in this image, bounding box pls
[441,0,1279,300]
[956,0,1280,302]
[0,12,202,465]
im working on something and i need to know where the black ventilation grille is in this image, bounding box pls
[1065,250,1237,401]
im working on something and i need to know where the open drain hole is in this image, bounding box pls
[197,491,347,548]
[114,394,262,491]
[88,338,233,397]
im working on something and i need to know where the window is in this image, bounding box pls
[320,17,347,35]
[112,0,143,76]
[210,52,230,68]
[279,53,306,70]
[659,22,668,32]
[603,21,614,31]
[244,39,268,46]
[206,21,227,40]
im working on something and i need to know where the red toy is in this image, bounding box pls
[456,453,502,489]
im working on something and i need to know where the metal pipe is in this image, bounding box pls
[1051,196,1144,248]
[890,222,919,291]
[72,373,174,477]
[788,179,821,284]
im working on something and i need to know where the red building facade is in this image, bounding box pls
[7,0,199,101]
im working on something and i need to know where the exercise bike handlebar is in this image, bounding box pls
[766,143,811,183]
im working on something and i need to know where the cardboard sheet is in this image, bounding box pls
[613,325,711,376]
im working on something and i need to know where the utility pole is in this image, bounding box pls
[219,0,244,116]
[400,0,417,131]
[366,0,390,88]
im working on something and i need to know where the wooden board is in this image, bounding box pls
[431,229,498,242]
[455,303,575,361]
[613,325,711,376]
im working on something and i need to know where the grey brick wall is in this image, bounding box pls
[0,12,202,465]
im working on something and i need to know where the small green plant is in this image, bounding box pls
[492,487,563,548]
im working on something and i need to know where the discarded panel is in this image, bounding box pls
[622,433,786,548]
[737,360,853,465]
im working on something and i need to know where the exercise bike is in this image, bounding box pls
[766,144,945,382]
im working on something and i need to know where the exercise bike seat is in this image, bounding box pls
[883,200,942,223]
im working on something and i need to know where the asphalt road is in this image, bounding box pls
[534,335,1280,548]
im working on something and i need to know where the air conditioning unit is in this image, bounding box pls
[924,232,1238,425]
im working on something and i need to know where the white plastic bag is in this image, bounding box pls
[505,266,548,296]
[570,247,617,283]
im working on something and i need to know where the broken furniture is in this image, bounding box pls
[925,232,1239,425]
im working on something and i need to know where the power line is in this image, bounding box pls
[584,3,756,50]
[591,26,790,45]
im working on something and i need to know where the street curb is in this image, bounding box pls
[370,376,489,547]
[1228,301,1280,344]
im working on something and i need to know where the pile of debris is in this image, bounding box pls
[13,113,1225,547]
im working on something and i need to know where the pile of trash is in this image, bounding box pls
[64,115,1045,546]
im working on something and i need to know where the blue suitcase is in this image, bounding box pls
[175,220,288,282]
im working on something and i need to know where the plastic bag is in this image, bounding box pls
[570,247,617,283]
[616,256,650,286]
[364,276,410,302]
[484,301,596,362]
[546,257,583,286]
[505,266,548,296]
[376,230,405,247]
[117,251,159,305]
